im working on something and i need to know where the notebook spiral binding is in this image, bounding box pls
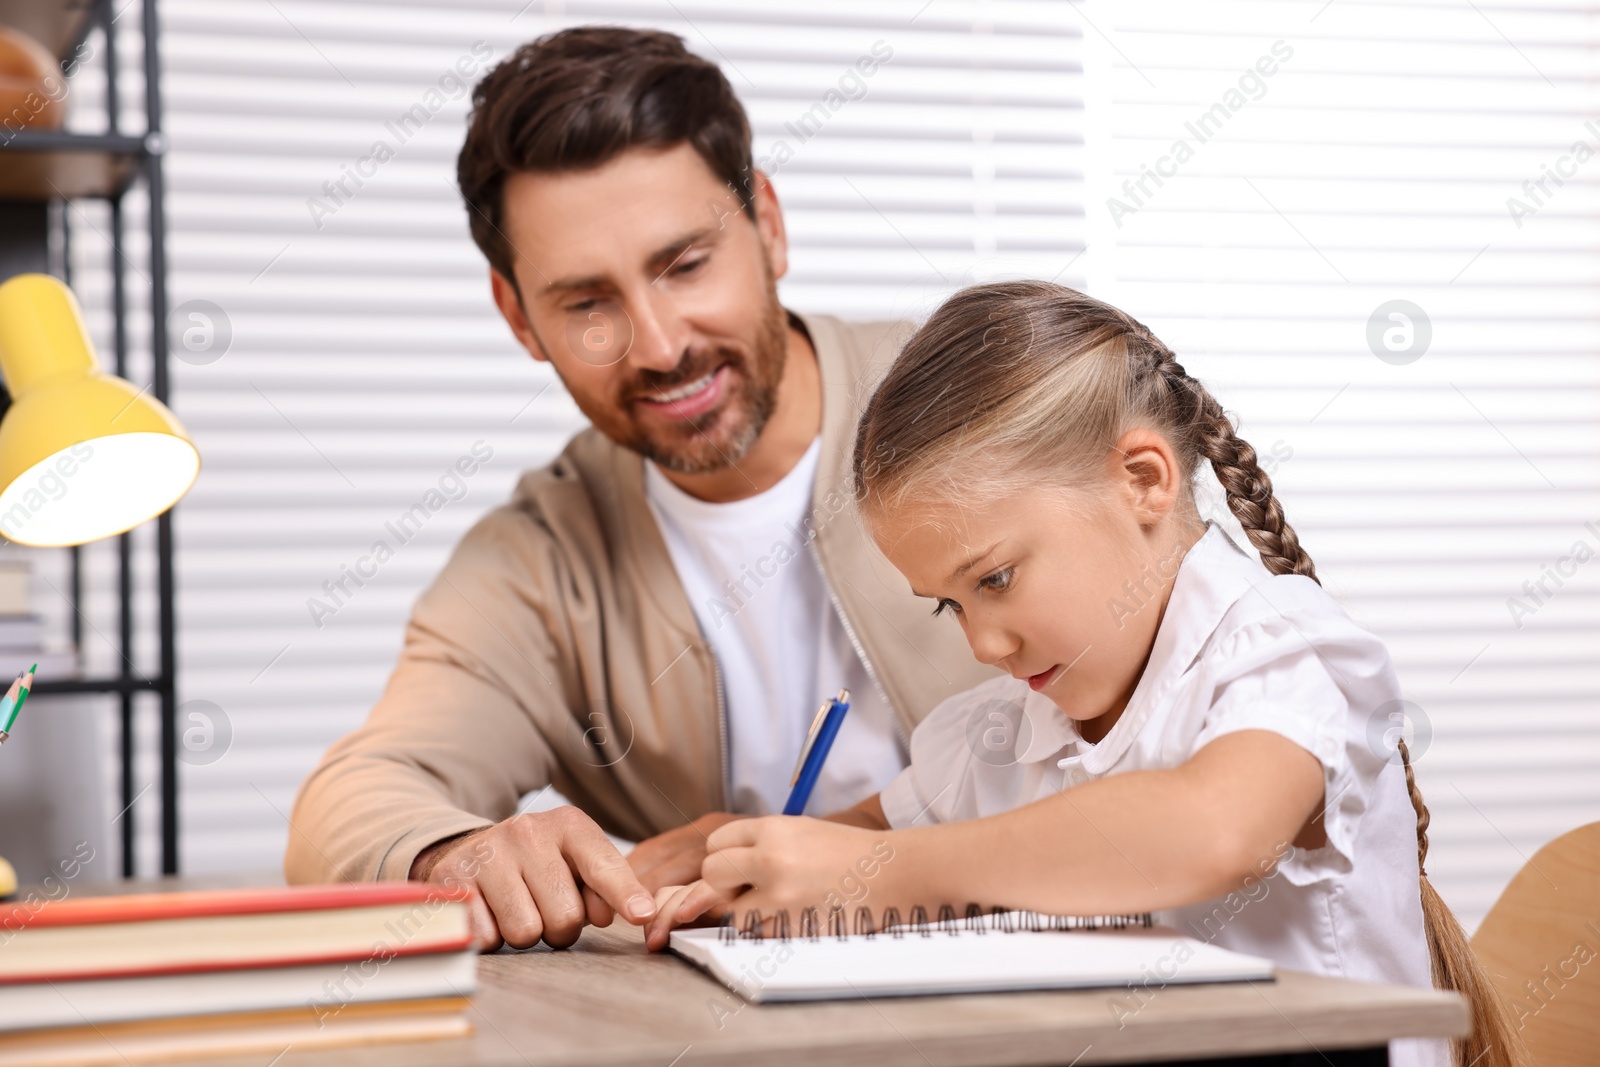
[717,904,1155,943]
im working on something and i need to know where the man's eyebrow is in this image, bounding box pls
[539,226,720,297]
[648,226,718,279]
[540,272,608,297]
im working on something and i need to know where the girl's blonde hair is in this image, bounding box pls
[851,280,1524,1067]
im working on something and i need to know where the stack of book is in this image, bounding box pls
[0,882,477,1065]
[0,561,73,680]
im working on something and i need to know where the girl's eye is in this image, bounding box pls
[673,256,707,276]
[979,567,1014,593]
[931,567,1013,618]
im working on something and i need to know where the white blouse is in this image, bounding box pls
[880,523,1445,1067]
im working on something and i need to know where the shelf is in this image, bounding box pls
[32,677,163,697]
[0,0,97,63]
[0,0,178,879]
[0,130,145,200]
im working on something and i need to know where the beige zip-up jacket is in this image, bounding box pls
[284,312,1001,884]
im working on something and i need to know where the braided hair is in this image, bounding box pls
[852,280,1524,1067]
[1140,334,1318,583]
[852,281,1317,582]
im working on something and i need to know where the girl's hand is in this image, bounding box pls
[628,812,748,893]
[643,879,728,951]
[704,816,899,918]
[640,817,902,950]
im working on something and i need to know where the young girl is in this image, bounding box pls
[645,282,1519,1067]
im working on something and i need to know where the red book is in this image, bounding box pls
[0,882,474,984]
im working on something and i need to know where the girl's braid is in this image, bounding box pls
[1140,334,1320,585]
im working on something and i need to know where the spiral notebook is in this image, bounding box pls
[670,906,1274,1003]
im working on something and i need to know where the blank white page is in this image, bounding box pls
[670,926,1274,1003]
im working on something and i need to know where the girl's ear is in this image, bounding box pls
[1110,427,1183,526]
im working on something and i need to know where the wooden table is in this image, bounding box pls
[183,925,1465,1066]
[25,878,1468,1066]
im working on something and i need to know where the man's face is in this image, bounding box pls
[492,143,790,474]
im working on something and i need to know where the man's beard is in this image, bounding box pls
[613,277,790,477]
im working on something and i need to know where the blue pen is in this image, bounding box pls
[783,689,851,816]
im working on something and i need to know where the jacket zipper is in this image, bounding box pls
[709,651,731,809]
[823,577,909,755]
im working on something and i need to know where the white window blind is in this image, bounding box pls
[1081,0,1600,927]
[58,1,1088,875]
[51,0,1590,930]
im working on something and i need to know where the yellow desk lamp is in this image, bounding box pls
[0,274,199,547]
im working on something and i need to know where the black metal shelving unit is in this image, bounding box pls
[0,0,177,877]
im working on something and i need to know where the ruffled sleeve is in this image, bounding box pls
[879,675,1024,829]
[1189,606,1396,887]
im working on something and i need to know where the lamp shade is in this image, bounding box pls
[0,274,199,547]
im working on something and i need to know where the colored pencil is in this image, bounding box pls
[0,675,18,732]
[0,664,35,742]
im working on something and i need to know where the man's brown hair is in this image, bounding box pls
[456,26,756,289]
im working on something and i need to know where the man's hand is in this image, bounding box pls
[627,812,746,894]
[410,807,656,951]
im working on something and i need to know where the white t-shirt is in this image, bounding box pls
[644,435,905,816]
[880,523,1445,1067]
